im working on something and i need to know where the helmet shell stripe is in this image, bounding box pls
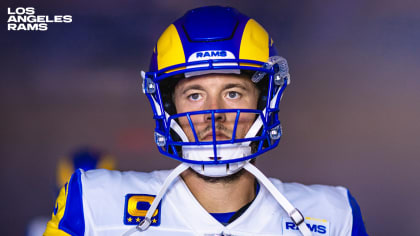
[156,24,186,71]
[239,19,270,66]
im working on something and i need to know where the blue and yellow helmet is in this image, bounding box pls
[142,6,290,177]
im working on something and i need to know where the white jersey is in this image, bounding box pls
[44,168,367,236]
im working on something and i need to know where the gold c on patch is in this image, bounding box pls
[124,194,161,226]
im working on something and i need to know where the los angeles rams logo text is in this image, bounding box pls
[7,7,72,31]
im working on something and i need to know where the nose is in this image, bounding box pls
[204,111,226,123]
[203,96,226,123]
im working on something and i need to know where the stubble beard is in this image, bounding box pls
[190,167,247,184]
[196,123,232,141]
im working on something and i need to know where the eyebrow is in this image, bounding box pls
[180,83,248,95]
[180,84,205,95]
[223,83,248,91]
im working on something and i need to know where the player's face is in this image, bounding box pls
[173,74,260,142]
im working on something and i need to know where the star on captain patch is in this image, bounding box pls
[123,194,161,226]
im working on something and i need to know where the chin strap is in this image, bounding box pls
[243,163,312,236]
[122,163,189,236]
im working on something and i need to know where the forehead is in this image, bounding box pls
[174,73,254,91]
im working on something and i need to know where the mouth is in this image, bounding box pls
[200,131,231,141]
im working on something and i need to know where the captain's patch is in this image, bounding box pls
[124,194,161,226]
[282,216,330,235]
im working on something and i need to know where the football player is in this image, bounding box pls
[44,6,368,236]
[26,147,115,236]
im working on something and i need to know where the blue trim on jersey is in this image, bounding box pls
[347,190,368,236]
[59,169,85,235]
[256,181,260,195]
[210,212,236,224]
[211,182,260,225]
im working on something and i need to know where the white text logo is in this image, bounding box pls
[7,7,72,31]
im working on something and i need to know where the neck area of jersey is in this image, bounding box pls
[122,162,313,236]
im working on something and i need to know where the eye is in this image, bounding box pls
[227,91,240,99]
[188,93,202,101]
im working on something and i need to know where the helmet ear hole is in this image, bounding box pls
[159,76,183,115]
[168,129,183,156]
[257,95,267,110]
[256,75,270,110]
[164,101,176,115]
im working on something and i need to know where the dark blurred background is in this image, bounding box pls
[1,0,420,235]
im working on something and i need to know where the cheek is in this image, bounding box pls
[176,117,194,141]
[227,93,259,110]
[177,115,206,141]
[177,116,189,127]
[233,113,258,138]
[174,99,186,114]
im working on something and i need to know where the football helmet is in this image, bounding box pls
[56,147,116,188]
[142,6,290,177]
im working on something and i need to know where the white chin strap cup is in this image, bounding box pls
[182,144,251,177]
[189,161,248,177]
